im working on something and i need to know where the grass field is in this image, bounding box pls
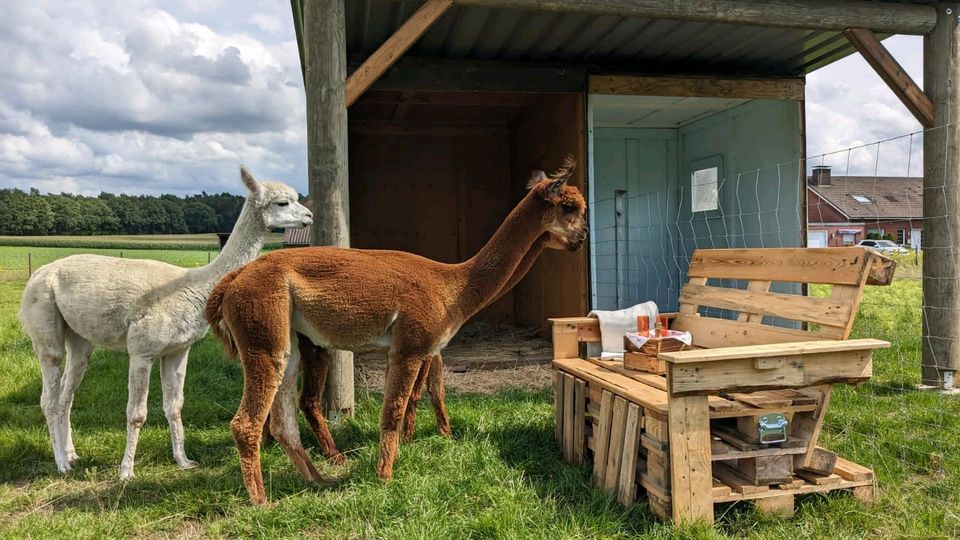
[0,247,958,538]
[0,233,285,252]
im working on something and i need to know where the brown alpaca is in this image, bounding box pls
[206,159,587,504]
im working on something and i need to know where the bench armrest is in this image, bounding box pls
[658,339,889,363]
[659,339,888,396]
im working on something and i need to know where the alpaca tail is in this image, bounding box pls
[205,267,243,359]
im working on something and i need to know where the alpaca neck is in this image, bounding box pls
[190,199,266,284]
[456,194,546,318]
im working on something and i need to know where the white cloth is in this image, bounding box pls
[588,301,659,356]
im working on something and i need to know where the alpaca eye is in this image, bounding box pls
[276,202,289,207]
[561,204,577,214]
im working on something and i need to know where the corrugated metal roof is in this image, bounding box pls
[345,2,915,77]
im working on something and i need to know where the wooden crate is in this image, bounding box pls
[550,247,895,524]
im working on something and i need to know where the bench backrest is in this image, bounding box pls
[671,247,894,347]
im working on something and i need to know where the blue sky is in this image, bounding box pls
[0,2,925,196]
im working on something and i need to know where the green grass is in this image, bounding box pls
[0,233,285,251]
[0,250,958,537]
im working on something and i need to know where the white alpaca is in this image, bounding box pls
[18,168,312,480]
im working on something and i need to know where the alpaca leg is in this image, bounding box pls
[232,351,284,505]
[60,330,92,464]
[120,354,154,480]
[299,339,345,464]
[401,356,433,443]
[267,334,323,482]
[160,348,197,470]
[38,352,68,473]
[378,354,424,480]
[428,352,452,437]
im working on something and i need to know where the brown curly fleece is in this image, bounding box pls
[206,161,587,505]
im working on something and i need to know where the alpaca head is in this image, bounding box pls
[526,155,588,252]
[240,167,313,230]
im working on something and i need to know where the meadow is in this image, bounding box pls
[0,245,957,538]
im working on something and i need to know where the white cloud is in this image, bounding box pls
[0,0,306,196]
[806,35,924,177]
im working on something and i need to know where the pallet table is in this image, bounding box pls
[551,247,895,524]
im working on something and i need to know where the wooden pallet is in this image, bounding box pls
[550,247,895,524]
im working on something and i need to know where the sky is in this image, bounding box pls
[0,2,926,197]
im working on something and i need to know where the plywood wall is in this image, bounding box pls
[512,94,589,331]
[349,124,517,323]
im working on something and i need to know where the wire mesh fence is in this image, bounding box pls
[589,123,960,499]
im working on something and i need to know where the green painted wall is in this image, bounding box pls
[590,99,803,312]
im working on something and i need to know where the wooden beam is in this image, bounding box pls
[351,57,588,94]
[667,392,714,523]
[304,0,354,419]
[345,0,453,107]
[844,28,934,128]
[922,2,960,387]
[413,0,938,35]
[590,75,804,100]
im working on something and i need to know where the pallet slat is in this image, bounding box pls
[681,283,853,328]
[573,378,586,464]
[562,374,575,462]
[593,390,615,486]
[605,397,629,491]
[553,372,563,446]
[618,403,642,505]
[687,247,872,285]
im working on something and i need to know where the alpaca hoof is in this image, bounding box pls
[178,459,199,470]
[119,469,135,481]
[67,452,80,465]
[250,495,270,506]
[329,453,346,466]
[437,426,453,438]
[57,462,72,474]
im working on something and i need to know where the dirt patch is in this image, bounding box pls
[356,363,552,396]
[353,321,554,394]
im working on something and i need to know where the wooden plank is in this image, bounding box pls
[589,75,804,100]
[753,494,795,517]
[737,455,795,485]
[672,315,824,348]
[679,276,708,315]
[553,371,564,446]
[552,320,580,359]
[708,403,818,420]
[573,379,586,464]
[791,386,834,470]
[833,455,874,482]
[562,374,575,462]
[618,403,642,505]
[659,339,889,363]
[729,392,794,409]
[712,462,771,495]
[604,397,629,491]
[553,358,669,413]
[686,248,872,285]
[799,447,838,476]
[712,479,732,498]
[775,478,805,490]
[713,476,873,503]
[345,0,453,107]
[445,0,937,34]
[852,485,876,505]
[844,28,934,128]
[737,280,771,323]
[680,283,853,329]
[795,470,843,485]
[593,391,615,486]
[669,352,872,396]
[667,394,713,523]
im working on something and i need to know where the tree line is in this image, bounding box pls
[0,188,251,236]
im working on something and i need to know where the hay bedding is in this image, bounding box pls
[355,321,553,394]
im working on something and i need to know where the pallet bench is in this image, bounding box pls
[551,247,895,523]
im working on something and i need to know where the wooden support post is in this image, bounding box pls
[844,28,934,128]
[753,494,796,517]
[922,3,960,388]
[563,374,575,462]
[345,0,453,107]
[667,366,713,523]
[304,0,354,419]
[792,385,834,472]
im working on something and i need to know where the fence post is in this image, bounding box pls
[27,252,32,278]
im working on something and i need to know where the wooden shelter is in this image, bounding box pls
[292,0,959,415]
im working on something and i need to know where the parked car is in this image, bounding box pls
[856,239,911,254]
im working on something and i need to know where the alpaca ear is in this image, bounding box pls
[545,176,568,197]
[240,166,263,196]
[526,170,547,190]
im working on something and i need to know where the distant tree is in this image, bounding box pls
[159,197,188,234]
[183,201,219,233]
[47,194,84,234]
